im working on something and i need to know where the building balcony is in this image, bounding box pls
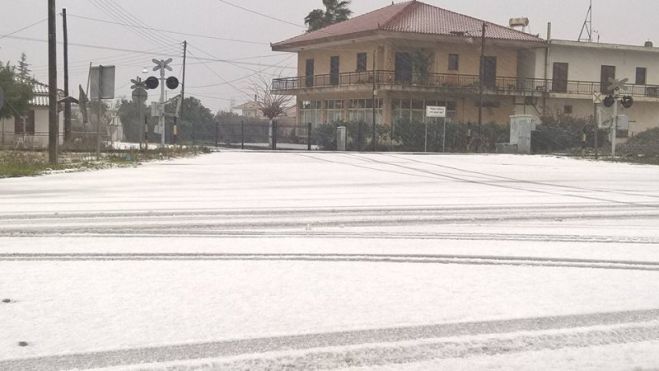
[272,70,659,99]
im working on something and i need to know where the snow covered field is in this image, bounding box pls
[1,151,658,370]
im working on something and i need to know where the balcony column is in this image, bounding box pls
[382,91,392,127]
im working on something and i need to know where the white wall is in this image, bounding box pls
[0,108,64,148]
[546,42,659,84]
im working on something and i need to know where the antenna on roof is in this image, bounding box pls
[578,0,593,42]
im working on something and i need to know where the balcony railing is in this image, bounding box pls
[272,70,659,98]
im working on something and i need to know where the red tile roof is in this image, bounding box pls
[273,1,543,49]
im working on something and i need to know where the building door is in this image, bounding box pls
[552,63,569,93]
[395,52,412,83]
[305,59,314,88]
[601,65,616,93]
[482,56,497,89]
[330,56,340,85]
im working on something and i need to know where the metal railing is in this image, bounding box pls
[272,70,659,98]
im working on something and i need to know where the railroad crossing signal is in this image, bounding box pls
[130,77,146,90]
[152,58,173,73]
[607,77,628,93]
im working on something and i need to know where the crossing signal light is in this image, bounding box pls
[621,96,634,109]
[603,95,616,108]
[166,77,180,90]
[145,76,159,90]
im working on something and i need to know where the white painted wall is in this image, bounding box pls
[530,41,659,84]
[0,108,64,148]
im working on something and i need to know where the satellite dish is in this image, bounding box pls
[166,76,179,90]
[145,76,159,90]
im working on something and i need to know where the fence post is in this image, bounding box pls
[307,122,312,151]
[241,120,245,150]
[358,122,363,151]
[215,121,219,147]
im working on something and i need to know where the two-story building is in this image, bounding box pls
[271,0,659,139]
[272,0,545,130]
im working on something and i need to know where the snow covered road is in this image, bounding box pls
[1,152,658,370]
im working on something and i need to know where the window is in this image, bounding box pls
[552,63,569,93]
[330,56,340,85]
[395,52,412,83]
[564,105,573,114]
[326,100,344,123]
[305,59,315,88]
[14,115,24,135]
[300,100,322,127]
[13,111,35,135]
[347,99,382,124]
[601,65,616,93]
[636,67,647,85]
[448,54,459,71]
[356,53,367,72]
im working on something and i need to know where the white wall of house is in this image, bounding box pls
[520,40,659,84]
[0,108,64,148]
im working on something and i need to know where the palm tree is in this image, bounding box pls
[305,0,352,32]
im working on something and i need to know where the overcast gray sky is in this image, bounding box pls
[2,0,658,112]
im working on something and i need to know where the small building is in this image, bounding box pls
[518,40,659,137]
[0,81,64,149]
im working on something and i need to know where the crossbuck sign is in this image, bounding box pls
[426,106,447,118]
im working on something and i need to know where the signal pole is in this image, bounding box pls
[181,41,188,145]
[48,0,58,164]
[62,8,71,143]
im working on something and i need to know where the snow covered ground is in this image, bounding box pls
[0,151,658,370]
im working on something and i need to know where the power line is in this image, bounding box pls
[89,0,173,47]
[65,13,270,46]
[215,0,305,29]
[2,35,293,69]
[187,48,253,100]
[0,18,47,41]
[187,54,294,89]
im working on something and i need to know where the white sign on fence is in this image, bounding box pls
[426,106,446,118]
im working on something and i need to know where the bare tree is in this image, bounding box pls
[252,76,294,121]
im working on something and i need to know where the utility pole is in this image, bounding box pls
[478,23,487,153]
[159,64,166,146]
[62,8,71,143]
[371,48,377,151]
[48,0,58,164]
[181,41,189,145]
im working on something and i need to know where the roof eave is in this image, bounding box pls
[272,30,381,52]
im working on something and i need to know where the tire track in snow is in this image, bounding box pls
[2,309,658,371]
[299,153,659,207]
[3,253,659,271]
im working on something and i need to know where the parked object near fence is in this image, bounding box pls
[337,126,347,151]
[509,115,539,154]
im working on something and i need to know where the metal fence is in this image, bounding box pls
[217,121,314,151]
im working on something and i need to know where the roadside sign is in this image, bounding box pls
[89,65,116,100]
[426,106,446,118]
[592,92,602,104]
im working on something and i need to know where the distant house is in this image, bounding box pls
[0,81,64,149]
[232,101,263,119]
[232,101,297,125]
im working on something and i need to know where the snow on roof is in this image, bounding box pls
[26,80,65,108]
[273,1,543,50]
